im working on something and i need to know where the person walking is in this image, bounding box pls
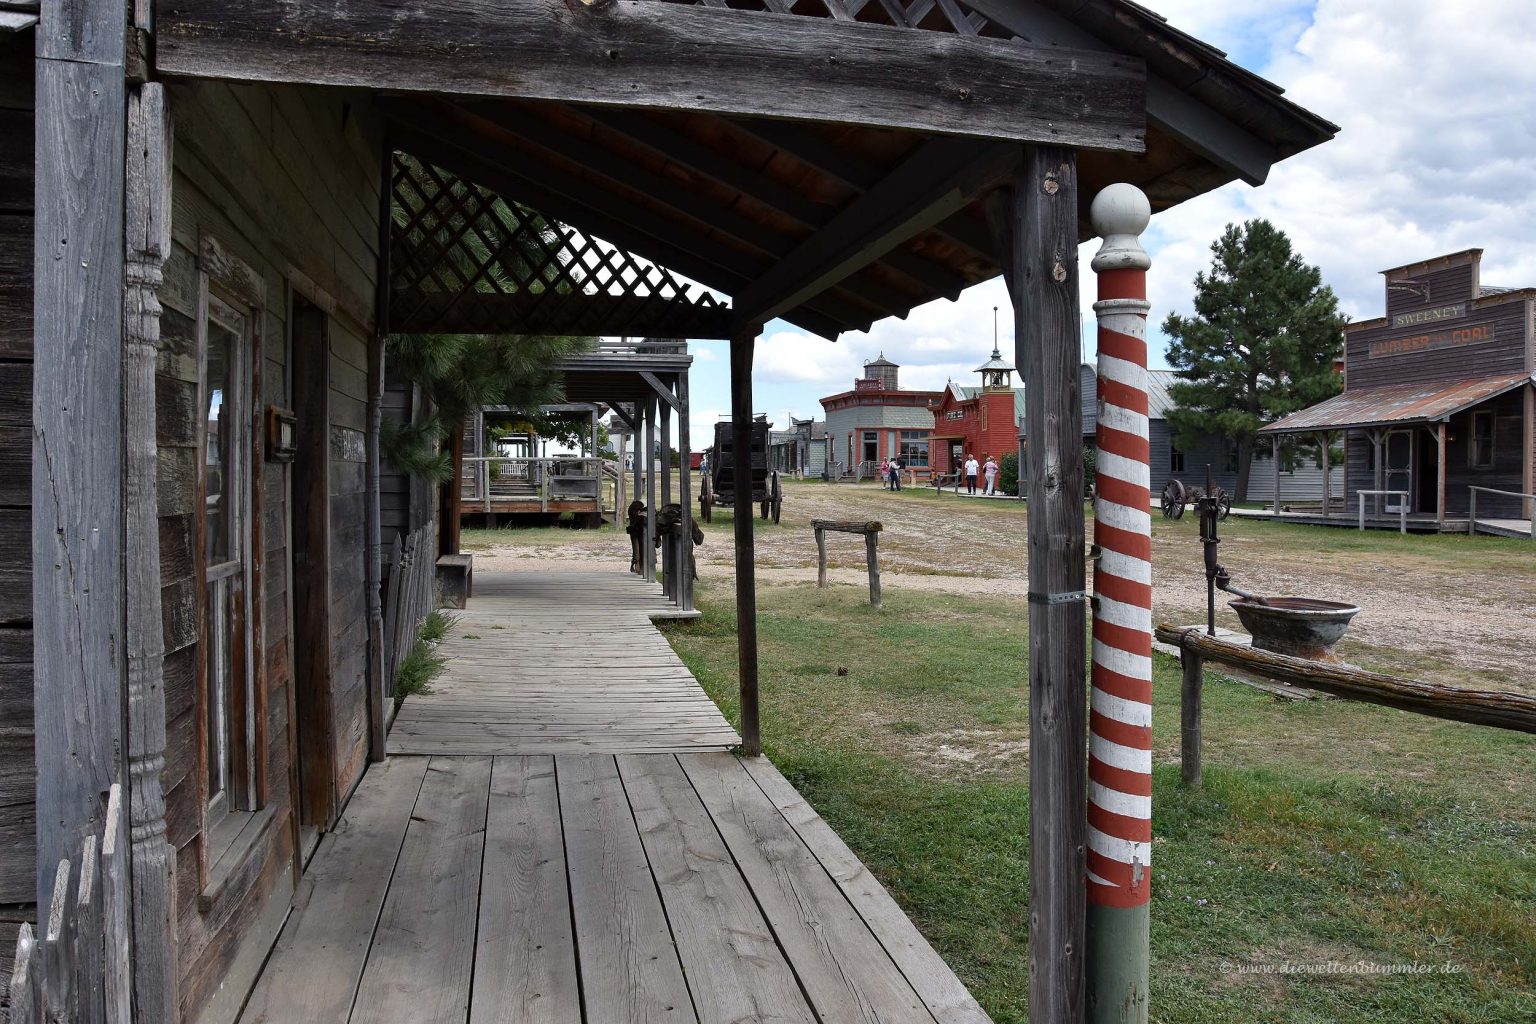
[963,452,980,494]
[879,456,891,490]
[983,454,999,496]
[889,455,903,491]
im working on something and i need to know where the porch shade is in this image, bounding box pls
[1259,373,1534,434]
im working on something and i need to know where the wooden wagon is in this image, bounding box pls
[699,419,782,523]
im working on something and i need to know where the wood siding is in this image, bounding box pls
[0,33,34,970]
[161,78,381,1024]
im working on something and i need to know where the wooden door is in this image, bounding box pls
[1384,430,1412,512]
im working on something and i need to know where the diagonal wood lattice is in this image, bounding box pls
[388,152,732,338]
[664,0,997,37]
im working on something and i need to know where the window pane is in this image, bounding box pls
[899,430,930,467]
[205,577,233,805]
[204,298,245,565]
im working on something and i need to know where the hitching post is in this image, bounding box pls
[1087,184,1154,1024]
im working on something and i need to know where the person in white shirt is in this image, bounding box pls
[983,454,999,496]
[963,453,980,494]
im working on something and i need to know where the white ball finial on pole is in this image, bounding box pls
[1090,183,1152,273]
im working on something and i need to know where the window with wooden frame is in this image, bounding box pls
[196,237,269,877]
[1170,445,1185,474]
[1470,410,1495,468]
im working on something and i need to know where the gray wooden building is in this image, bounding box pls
[1261,249,1534,531]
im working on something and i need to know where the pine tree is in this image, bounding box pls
[1162,219,1346,500]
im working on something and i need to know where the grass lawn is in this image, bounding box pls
[659,581,1536,1024]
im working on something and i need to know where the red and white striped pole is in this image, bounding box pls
[1086,184,1154,1024]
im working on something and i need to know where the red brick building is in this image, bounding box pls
[929,347,1026,479]
[819,354,943,478]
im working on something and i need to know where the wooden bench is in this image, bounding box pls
[435,553,474,610]
[812,520,883,607]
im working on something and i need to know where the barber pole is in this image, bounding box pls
[1086,184,1154,1024]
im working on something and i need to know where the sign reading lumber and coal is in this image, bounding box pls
[1391,302,1466,328]
[1368,321,1494,359]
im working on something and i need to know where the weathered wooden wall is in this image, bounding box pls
[0,30,35,982]
[159,78,381,1024]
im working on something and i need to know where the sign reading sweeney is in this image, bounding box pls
[1368,322,1494,359]
[1391,302,1466,329]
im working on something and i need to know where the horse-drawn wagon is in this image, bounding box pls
[699,419,782,523]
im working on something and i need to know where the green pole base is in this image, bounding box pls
[1087,900,1150,1024]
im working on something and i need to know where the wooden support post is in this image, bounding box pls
[1180,651,1204,787]
[677,373,695,612]
[1317,432,1331,518]
[34,0,128,910]
[990,148,1087,1024]
[730,328,762,757]
[1371,429,1385,517]
[1272,434,1281,515]
[815,527,828,588]
[616,431,627,530]
[645,400,657,582]
[632,406,644,569]
[123,81,178,1023]
[864,531,881,608]
[1436,422,1447,526]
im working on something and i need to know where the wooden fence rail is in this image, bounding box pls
[383,523,437,694]
[1157,624,1536,787]
[6,783,131,1024]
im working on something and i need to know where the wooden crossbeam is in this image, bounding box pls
[639,371,681,412]
[154,0,1145,150]
[733,139,1021,328]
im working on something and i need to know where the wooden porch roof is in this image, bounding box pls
[154,0,1337,341]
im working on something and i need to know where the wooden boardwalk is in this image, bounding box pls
[388,570,738,755]
[239,568,993,1024]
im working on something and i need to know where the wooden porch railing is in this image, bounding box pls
[6,784,131,1024]
[383,523,436,693]
[1468,485,1536,539]
[462,456,603,513]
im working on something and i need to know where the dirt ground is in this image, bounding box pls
[467,480,1536,694]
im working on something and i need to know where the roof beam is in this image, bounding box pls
[453,102,926,315]
[733,118,998,258]
[581,108,970,301]
[958,0,1277,185]
[733,139,1022,328]
[155,0,1146,151]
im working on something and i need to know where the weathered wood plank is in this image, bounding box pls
[240,755,431,1023]
[738,756,993,1024]
[617,753,818,1024]
[555,754,698,1024]
[350,756,491,1024]
[989,148,1087,1024]
[468,756,580,1024]
[32,19,126,905]
[156,0,1145,150]
[679,752,938,1023]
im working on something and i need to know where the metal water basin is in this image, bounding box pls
[1228,597,1361,662]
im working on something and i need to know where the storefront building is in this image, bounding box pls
[1261,249,1534,527]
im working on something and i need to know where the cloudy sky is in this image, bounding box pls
[668,0,1536,448]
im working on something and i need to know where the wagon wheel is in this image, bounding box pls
[699,478,713,523]
[1161,479,1188,520]
[1213,488,1232,521]
[770,471,782,524]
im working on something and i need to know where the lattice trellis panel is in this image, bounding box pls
[389,153,731,338]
